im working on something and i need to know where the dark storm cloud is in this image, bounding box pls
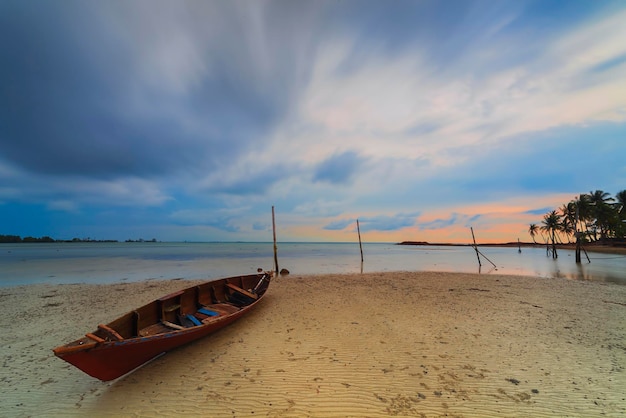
[0,1,321,179]
[0,2,172,177]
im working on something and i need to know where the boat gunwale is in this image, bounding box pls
[53,273,270,357]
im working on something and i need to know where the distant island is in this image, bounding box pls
[0,235,158,243]
[397,240,626,256]
[397,241,532,247]
[398,241,464,246]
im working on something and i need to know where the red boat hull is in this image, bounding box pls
[53,273,270,381]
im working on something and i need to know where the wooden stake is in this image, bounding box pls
[356,219,364,263]
[471,227,481,267]
[581,246,591,263]
[470,227,497,268]
[272,206,279,274]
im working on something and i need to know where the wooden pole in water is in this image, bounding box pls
[471,227,482,267]
[575,198,582,263]
[582,245,590,263]
[470,227,498,268]
[272,206,279,274]
[357,219,364,263]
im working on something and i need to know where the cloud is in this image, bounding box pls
[47,200,80,213]
[323,218,355,231]
[0,1,624,242]
[290,3,626,177]
[418,213,462,230]
[323,212,419,232]
[313,151,365,185]
[0,1,321,181]
[525,208,553,216]
[252,222,269,231]
[418,212,485,231]
[358,213,419,232]
[0,165,172,211]
[169,208,242,232]
[198,164,292,196]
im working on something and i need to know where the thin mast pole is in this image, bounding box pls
[471,227,481,267]
[357,219,364,263]
[470,227,497,268]
[272,206,278,274]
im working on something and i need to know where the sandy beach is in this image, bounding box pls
[1,272,625,417]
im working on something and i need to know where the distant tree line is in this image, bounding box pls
[125,238,158,242]
[0,235,163,243]
[0,235,119,243]
[0,235,56,243]
[528,189,626,257]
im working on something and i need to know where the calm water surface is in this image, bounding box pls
[1,242,625,287]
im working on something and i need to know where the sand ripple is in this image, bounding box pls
[1,272,625,417]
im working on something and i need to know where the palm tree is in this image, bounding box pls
[528,224,539,244]
[541,210,561,258]
[589,190,615,241]
[589,190,613,204]
[559,203,577,243]
[529,190,626,253]
[616,190,626,238]
[575,194,593,237]
[616,190,626,206]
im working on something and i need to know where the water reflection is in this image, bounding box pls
[359,244,626,285]
[1,242,625,286]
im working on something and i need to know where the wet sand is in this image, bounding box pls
[1,272,625,417]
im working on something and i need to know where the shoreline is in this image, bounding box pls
[5,240,626,257]
[4,241,625,289]
[398,241,626,255]
[2,272,625,417]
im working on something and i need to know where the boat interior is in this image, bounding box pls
[72,274,268,347]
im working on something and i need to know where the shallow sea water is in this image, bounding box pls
[1,242,625,287]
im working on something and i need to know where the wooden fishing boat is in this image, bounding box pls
[53,272,271,381]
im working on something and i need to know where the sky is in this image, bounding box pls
[1,0,625,244]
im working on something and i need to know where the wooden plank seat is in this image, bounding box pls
[186,314,202,326]
[177,314,199,328]
[226,283,258,300]
[176,308,222,328]
[193,308,218,324]
[198,307,220,317]
[205,303,240,315]
[85,332,105,343]
[137,302,243,335]
[139,321,182,337]
[98,324,123,341]
[194,303,239,324]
